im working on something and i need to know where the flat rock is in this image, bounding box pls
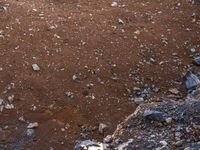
[143,110,167,122]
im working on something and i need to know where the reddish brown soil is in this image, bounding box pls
[0,0,200,149]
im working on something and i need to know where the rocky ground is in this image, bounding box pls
[0,0,200,149]
[75,72,200,150]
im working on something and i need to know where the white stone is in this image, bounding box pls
[32,64,40,71]
[27,122,39,129]
[118,18,124,24]
[190,48,196,53]
[72,74,78,80]
[8,95,14,103]
[111,2,118,7]
[5,104,14,109]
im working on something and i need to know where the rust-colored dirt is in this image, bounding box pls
[0,0,200,149]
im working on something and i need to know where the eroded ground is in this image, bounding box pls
[0,0,200,149]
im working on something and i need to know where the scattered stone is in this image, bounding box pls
[115,139,134,150]
[168,88,179,95]
[193,56,200,66]
[190,48,196,53]
[185,72,200,91]
[65,91,74,98]
[32,64,40,71]
[103,135,112,143]
[18,116,25,122]
[133,97,144,104]
[27,122,39,129]
[26,129,34,136]
[118,18,124,24]
[74,140,104,150]
[135,88,152,99]
[4,104,14,109]
[165,117,172,124]
[8,95,14,103]
[175,140,184,147]
[157,140,168,150]
[143,110,167,122]
[72,74,78,80]
[111,2,118,7]
[6,83,15,91]
[99,123,107,134]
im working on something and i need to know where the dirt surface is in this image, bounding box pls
[0,0,199,149]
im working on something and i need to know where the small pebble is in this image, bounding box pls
[27,122,39,129]
[99,123,107,134]
[32,64,40,71]
[111,2,118,7]
[26,129,34,136]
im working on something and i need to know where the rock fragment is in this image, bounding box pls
[118,18,124,24]
[185,72,200,91]
[26,129,35,136]
[65,91,74,98]
[168,88,179,95]
[32,64,40,71]
[103,135,112,143]
[133,97,144,104]
[0,99,4,112]
[111,2,118,7]
[4,104,14,109]
[74,140,104,150]
[27,122,39,129]
[143,110,167,122]
[99,123,107,134]
[115,139,134,150]
[193,56,200,66]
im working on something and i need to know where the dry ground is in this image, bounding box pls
[0,0,200,149]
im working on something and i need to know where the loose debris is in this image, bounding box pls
[185,72,200,91]
[74,140,104,150]
[32,64,40,71]
[27,122,39,129]
[193,56,200,66]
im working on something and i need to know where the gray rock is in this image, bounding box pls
[99,123,107,134]
[115,139,134,150]
[26,129,34,136]
[185,72,200,91]
[193,56,200,66]
[143,110,167,122]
